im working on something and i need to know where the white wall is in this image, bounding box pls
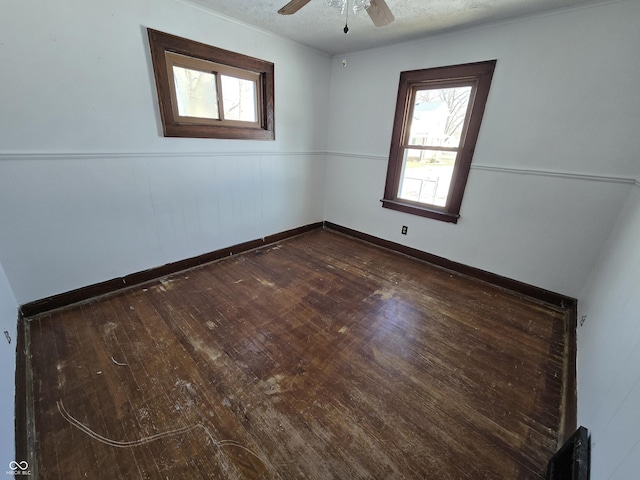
[325,0,640,298]
[577,184,640,480]
[0,0,331,304]
[0,260,17,471]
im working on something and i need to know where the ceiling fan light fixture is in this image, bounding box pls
[279,0,393,27]
[352,0,371,13]
[327,0,371,15]
[327,0,346,14]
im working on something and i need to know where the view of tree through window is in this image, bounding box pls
[399,86,472,207]
[220,75,257,122]
[172,66,219,119]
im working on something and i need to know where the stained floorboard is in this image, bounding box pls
[26,229,567,479]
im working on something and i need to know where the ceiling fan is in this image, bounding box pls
[278,0,394,27]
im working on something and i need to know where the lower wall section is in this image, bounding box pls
[0,261,17,471]
[0,152,326,305]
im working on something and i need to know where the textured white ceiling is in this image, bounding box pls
[185,0,607,55]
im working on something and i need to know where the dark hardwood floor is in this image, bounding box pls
[26,229,568,479]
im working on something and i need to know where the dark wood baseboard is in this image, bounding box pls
[323,221,578,446]
[14,313,36,477]
[14,313,26,464]
[560,301,578,445]
[323,221,576,308]
[21,220,577,316]
[20,222,323,318]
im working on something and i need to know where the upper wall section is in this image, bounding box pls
[328,0,640,179]
[0,0,331,154]
[0,153,327,304]
[324,0,640,297]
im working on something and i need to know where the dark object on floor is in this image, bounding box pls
[547,426,590,480]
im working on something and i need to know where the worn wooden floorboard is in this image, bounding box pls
[27,229,567,479]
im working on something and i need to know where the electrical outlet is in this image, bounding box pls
[401,226,408,235]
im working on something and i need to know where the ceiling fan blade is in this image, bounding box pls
[367,0,394,26]
[278,0,312,15]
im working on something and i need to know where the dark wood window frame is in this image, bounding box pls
[147,28,275,140]
[381,60,496,223]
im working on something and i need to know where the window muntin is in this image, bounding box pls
[147,29,275,140]
[382,61,496,223]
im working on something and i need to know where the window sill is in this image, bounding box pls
[380,199,460,224]
[163,122,275,140]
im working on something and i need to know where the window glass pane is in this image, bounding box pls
[408,86,472,148]
[172,66,219,119]
[221,75,257,122]
[399,149,457,207]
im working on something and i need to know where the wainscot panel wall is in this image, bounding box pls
[0,0,330,304]
[577,184,640,480]
[324,0,640,299]
[0,261,17,470]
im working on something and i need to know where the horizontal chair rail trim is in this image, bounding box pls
[0,151,327,161]
[325,151,637,185]
[1,151,635,187]
[471,164,637,185]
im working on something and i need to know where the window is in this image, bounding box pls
[147,29,275,140]
[382,60,496,223]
